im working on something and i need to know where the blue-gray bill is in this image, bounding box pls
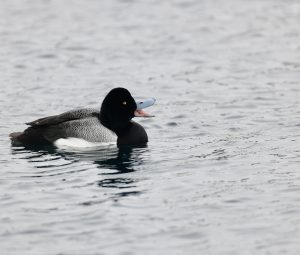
[135,98,156,117]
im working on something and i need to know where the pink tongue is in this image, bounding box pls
[134,109,151,117]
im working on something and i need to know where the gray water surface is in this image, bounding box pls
[1,0,300,254]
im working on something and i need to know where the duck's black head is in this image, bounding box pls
[100,88,136,131]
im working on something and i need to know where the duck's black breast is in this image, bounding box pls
[117,121,148,146]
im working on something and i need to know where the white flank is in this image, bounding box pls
[54,137,115,149]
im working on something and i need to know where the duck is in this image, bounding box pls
[10,87,155,147]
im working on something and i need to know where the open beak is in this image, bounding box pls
[134,98,156,117]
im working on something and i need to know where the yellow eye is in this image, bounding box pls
[122,101,127,106]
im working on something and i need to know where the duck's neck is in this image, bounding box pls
[99,112,130,135]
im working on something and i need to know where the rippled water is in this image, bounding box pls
[1,0,300,254]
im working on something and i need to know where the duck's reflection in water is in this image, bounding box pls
[11,144,148,196]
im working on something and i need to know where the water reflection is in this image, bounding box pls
[11,144,148,195]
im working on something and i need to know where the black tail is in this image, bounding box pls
[9,128,51,146]
[9,132,24,145]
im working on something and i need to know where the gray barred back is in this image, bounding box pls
[38,109,117,143]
